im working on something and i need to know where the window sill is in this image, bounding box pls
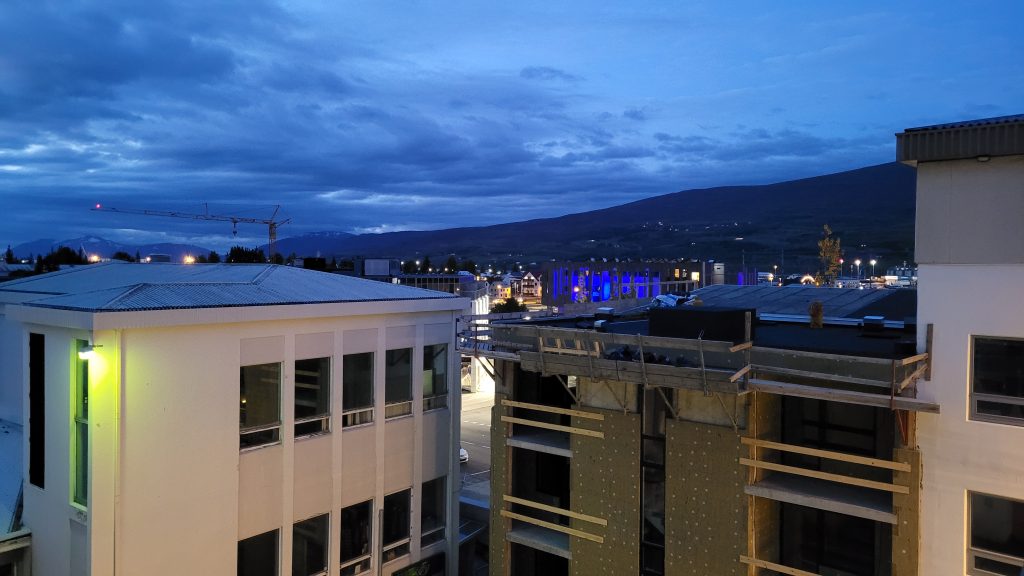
[342,422,375,431]
[385,413,414,422]
[240,440,282,453]
[295,431,331,442]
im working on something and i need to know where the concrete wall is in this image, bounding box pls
[665,417,746,576]
[915,155,1024,264]
[916,264,1024,575]
[569,408,640,576]
[17,307,461,576]
[488,387,509,576]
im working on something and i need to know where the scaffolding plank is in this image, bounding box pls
[503,495,607,527]
[506,520,571,560]
[501,399,604,420]
[752,365,890,389]
[500,510,604,544]
[748,379,940,414]
[741,438,912,472]
[500,416,604,439]
[507,429,572,458]
[740,458,909,494]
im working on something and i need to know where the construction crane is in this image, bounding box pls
[92,203,291,259]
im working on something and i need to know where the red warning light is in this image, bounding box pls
[95,203,101,209]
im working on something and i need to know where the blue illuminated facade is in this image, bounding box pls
[543,260,706,307]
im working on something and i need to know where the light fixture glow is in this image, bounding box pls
[78,343,101,360]
[183,255,196,264]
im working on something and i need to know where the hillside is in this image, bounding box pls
[272,162,916,271]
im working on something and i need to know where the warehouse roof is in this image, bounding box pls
[0,262,458,312]
[896,113,1024,164]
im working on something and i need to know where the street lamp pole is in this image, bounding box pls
[854,259,862,279]
[870,259,877,278]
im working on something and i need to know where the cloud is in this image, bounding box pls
[519,66,582,82]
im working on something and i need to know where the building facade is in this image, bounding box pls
[0,263,467,576]
[899,114,1024,575]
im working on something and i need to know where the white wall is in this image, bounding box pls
[917,264,1024,575]
[14,304,463,576]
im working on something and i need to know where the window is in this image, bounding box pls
[73,339,89,507]
[295,357,331,437]
[238,529,278,576]
[382,489,411,563]
[29,333,44,489]
[293,514,329,576]
[342,353,374,427]
[969,492,1024,575]
[340,500,372,576]
[385,348,412,419]
[422,344,448,411]
[971,337,1024,425]
[240,363,282,449]
[420,476,446,547]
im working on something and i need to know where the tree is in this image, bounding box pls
[207,251,222,263]
[227,246,267,263]
[816,224,842,286]
[491,298,527,313]
[419,255,432,273]
[443,255,458,273]
[4,245,15,264]
[458,259,478,274]
[111,251,135,262]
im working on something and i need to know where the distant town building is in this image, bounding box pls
[541,260,709,308]
[0,263,467,575]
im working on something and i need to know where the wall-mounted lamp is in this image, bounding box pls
[78,344,102,360]
[977,155,991,162]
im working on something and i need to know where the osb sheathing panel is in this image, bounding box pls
[892,446,921,576]
[489,391,509,576]
[570,409,641,576]
[666,418,747,576]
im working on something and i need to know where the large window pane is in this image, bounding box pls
[240,363,282,448]
[970,492,1024,576]
[341,500,372,575]
[423,344,448,410]
[420,476,446,547]
[382,489,411,563]
[972,337,1024,424]
[238,529,278,576]
[295,357,331,437]
[293,514,329,576]
[343,353,374,427]
[385,348,412,419]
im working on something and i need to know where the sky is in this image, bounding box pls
[1,0,1022,251]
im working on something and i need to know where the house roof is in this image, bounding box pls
[896,113,1024,164]
[691,284,916,320]
[0,262,458,312]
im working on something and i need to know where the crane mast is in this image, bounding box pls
[92,204,291,259]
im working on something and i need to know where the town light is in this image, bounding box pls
[88,254,101,263]
[78,343,101,360]
[183,255,196,264]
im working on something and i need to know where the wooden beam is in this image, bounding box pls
[925,323,934,380]
[741,437,911,472]
[500,416,604,439]
[500,510,605,544]
[501,399,604,420]
[507,325,738,354]
[739,555,820,576]
[752,365,891,389]
[896,352,929,367]
[896,363,929,393]
[739,458,910,494]
[750,346,894,366]
[503,495,608,526]
[730,365,752,383]
[729,341,753,353]
[748,379,940,414]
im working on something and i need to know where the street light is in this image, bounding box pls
[870,259,877,278]
[854,259,861,279]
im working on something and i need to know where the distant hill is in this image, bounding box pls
[265,162,916,272]
[13,163,916,274]
[12,236,212,262]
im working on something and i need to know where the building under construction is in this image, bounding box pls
[460,285,932,576]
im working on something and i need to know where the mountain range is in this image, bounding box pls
[11,162,916,273]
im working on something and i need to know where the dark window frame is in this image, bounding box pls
[968,491,1024,575]
[240,363,283,450]
[384,348,413,419]
[970,336,1024,426]
[342,352,375,428]
[28,333,45,489]
[295,357,331,438]
[293,513,329,576]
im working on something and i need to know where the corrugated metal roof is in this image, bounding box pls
[692,284,915,319]
[903,114,1024,132]
[0,262,458,312]
[897,114,1024,163]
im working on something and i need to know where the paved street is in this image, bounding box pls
[460,390,493,496]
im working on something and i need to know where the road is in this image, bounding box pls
[459,391,493,492]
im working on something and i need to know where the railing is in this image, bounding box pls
[500,494,606,544]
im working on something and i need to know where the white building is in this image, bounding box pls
[0,262,468,576]
[899,114,1024,575]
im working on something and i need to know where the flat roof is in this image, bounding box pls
[896,113,1024,164]
[691,285,915,319]
[0,262,459,312]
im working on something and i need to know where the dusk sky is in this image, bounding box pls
[1,0,1022,251]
